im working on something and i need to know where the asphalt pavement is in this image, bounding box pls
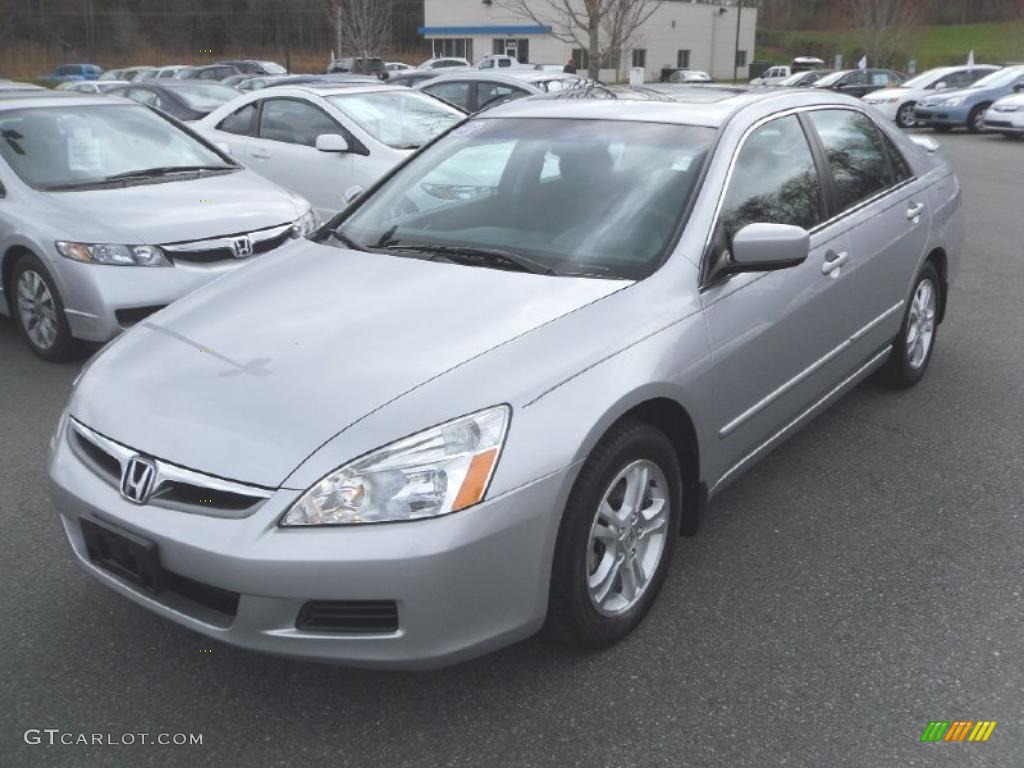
[1,131,1022,768]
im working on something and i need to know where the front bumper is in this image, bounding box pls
[53,236,299,344]
[48,417,571,668]
[982,112,1024,134]
[913,104,971,128]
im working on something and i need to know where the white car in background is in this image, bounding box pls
[386,62,412,72]
[750,65,791,86]
[864,64,1000,128]
[197,84,464,218]
[57,80,132,94]
[982,88,1024,138]
[419,57,470,70]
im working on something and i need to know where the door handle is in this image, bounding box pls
[822,250,848,276]
[250,151,272,160]
[906,202,925,222]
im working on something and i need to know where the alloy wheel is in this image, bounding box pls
[897,103,916,128]
[16,270,58,350]
[906,278,936,369]
[586,459,670,616]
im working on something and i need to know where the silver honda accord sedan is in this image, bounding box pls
[0,92,317,361]
[49,87,962,668]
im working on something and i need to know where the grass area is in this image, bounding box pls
[756,21,1024,70]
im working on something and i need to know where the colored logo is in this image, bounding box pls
[921,720,997,742]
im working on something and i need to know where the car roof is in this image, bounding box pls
[249,83,408,98]
[0,92,134,109]
[481,86,866,128]
[416,71,556,89]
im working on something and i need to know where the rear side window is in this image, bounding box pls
[424,82,472,111]
[807,109,894,212]
[718,114,824,242]
[217,103,256,135]
[475,82,526,109]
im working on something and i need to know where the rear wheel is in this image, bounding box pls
[967,104,990,134]
[10,253,76,362]
[546,419,682,648]
[896,102,917,128]
[879,262,940,389]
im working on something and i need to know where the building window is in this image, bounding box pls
[677,50,691,68]
[735,50,748,68]
[492,39,529,63]
[432,38,473,61]
[632,49,646,68]
[572,48,589,71]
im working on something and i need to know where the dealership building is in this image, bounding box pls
[420,0,758,81]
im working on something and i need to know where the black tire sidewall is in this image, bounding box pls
[10,253,76,362]
[546,419,683,648]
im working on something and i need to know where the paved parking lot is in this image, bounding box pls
[1,131,1022,768]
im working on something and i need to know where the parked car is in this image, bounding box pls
[863,64,1000,128]
[981,88,1024,138]
[419,57,471,70]
[57,80,131,94]
[813,68,905,98]
[773,70,833,88]
[667,69,712,84]
[386,62,413,72]
[476,54,530,70]
[99,66,155,82]
[217,60,287,76]
[790,56,826,73]
[107,81,241,122]
[750,65,792,86]
[0,92,315,360]
[417,71,599,113]
[386,70,448,88]
[175,64,241,82]
[39,64,103,84]
[0,81,46,93]
[197,84,464,218]
[327,57,386,78]
[49,86,961,668]
[153,65,190,79]
[534,64,568,73]
[915,65,1024,133]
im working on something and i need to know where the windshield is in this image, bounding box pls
[972,67,1022,88]
[171,83,239,110]
[334,118,714,280]
[900,68,953,89]
[778,71,810,86]
[261,61,287,74]
[326,90,463,149]
[813,71,848,87]
[0,105,232,190]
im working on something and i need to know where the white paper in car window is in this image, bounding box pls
[67,128,102,173]
[871,73,888,85]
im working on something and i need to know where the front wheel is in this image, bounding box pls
[879,262,940,389]
[545,418,682,648]
[10,253,77,362]
[967,104,990,134]
[896,102,917,129]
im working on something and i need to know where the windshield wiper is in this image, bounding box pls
[382,244,557,275]
[321,227,365,251]
[101,165,234,182]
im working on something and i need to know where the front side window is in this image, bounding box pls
[0,105,231,190]
[334,118,714,280]
[807,109,895,212]
[718,114,824,243]
[326,90,462,149]
[258,99,340,146]
[217,103,257,135]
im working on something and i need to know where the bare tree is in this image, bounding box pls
[500,0,663,80]
[326,0,392,60]
[845,0,923,67]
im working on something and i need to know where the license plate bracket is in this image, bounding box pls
[80,517,164,594]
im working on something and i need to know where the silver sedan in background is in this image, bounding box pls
[50,87,962,667]
[0,92,316,360]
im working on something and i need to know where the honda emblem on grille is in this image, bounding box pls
[231,235,254,259]
[121,456,156,504]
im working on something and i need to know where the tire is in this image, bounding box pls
[967,104,990,134]
[9,253,77,362]
[545,418,682,648]
[896,102,917,129]
[879,262,941,389]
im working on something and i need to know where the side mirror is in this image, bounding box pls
[1013,83,1024,93]
[909,135,940,153]
[315,133,349,153]
[343,185,365,203]
[728,223,809,273]
[934,81,947,90]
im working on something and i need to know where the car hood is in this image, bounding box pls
[43,170,306,244]
[993,93,1024,108]
[71,242,627,487]
[919,86,988,106]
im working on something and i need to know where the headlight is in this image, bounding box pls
[56,241,169,267]
[942,96,967,107]
[290,208,320,238]
[281,405,511,526]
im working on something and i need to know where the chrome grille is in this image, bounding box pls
[68,418,274,518]
[161,222,293,264]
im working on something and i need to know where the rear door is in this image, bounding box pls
[701,112,860,475]
[803,108,930,359]
[249,96,356,218]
